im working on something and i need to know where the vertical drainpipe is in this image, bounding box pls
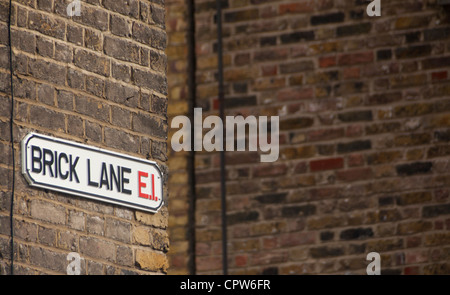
[186,0,197,275]
[7,0,16,276]
[215,0,228,275]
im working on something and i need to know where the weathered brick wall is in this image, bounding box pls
[0,0,169,274]
[165,0,193,274]
[180,0,450,274]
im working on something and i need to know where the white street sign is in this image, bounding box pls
[21,133,164,213]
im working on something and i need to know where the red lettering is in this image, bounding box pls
[138,171,149,199]
[138,171,158,201]
[152,174,157,201]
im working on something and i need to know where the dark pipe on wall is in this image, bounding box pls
[215,0,228,276]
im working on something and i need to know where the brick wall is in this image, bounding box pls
[0,0,169,274]
[165,0,194,274]
[166,0,450,274]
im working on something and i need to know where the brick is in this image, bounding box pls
[75,95,110,122]
[397,221,432,235]
[282,146,315,160]
[84,29,102,51]
[105,218,131,243]
[254,48,287,62]
[396,162,432,176]
[319,56,336,68]
[38,226,57,246]
[151,4,165,28]
[310,157,343,172]
[85,74,105,97]
[28,11,65,40]
[132,67,167,95]
[85,120,102,143]
[76,5,109,31]
[280,232,315,247]
[338,110,372,122]
[151,28,167,51]
[367,92,402,105]
[152,140,167,162]
[132,21,154,46]
[423,264,450,275]
[280,60,314,74]
[30,200,66,225]
[13,219,37,242]
[307,128,344,142]
[86,215,104,235]
[74,49,110,77]
[394,103,433,117]
[281,205,316,217]
[224,9,259,23]
[431,71,448,81]
[37,83,55,106]
[422,204,450,218]
[320,231,334,241]
[307,216,344,230]
[276,87,314,101]
[336,168,372,182]
[29,246,67,273]
[395,16,429,30]
[67,210,85,231]
[254,192,287,204]
[280,117,314,130]
[434,129,450,142]
[367,151,402,165]
[310,246,344,258]
[233,239,260,252]
[424,27,450,41]
[12,29,36,54]
[337,140,371,153]
[338,52,373,66]
[377,49,392,61]
[340,227,373,240]
[29,105,65,131]
[397,192,432,206]
[37,0,52,11]
[105,127,139,154]
[311,12,345,26]
[67,24,83,46]
[103,0,139,18]
[104,35,140,64]
[280,31,314,44]
[110,14,132,37]
[279,2,314,14]
[132,112,167,139]
[336,23,371,37]
[105,80,139,108]
[112,61,132,83]
[395,45,432,59]
[227,211,259,225]
[424,233,450,246]
[151,50,167,74]
[250,222,286,237]
[80,236,115,262]
[28,58,66,86]
[196,256,222,272]
[422,56,450,70]
[394,133,431,147]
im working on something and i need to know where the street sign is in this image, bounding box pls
[21,132,164,213]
